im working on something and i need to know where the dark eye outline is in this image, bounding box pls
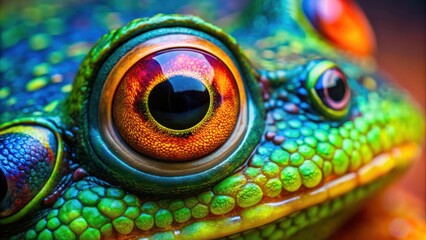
[67,16,263,196]
[306,60,351,119]
[0,118,63,224]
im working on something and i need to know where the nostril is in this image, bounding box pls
[0,170,6,202]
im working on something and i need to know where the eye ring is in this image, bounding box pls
[98,34,247,174]
[306,60,351,119]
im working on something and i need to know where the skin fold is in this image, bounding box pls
[0,0,424,239]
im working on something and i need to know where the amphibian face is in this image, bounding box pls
[0,0,424,239]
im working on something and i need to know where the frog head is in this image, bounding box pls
[0,0,424,239]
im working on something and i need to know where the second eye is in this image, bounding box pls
[306,60,351,119]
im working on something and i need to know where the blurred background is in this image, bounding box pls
[358,0,425,202]
[332,1,425,239]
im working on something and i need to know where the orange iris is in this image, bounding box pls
[304,0,375,56]
[113,48,240,162]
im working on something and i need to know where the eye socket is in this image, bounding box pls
[306,60,351,119]
[0,121,62,224]
[112,47,240,161]
[100,33,247,168]
[303,0,375,56]
[71,17,263,196]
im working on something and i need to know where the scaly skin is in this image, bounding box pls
[0,0,424,239]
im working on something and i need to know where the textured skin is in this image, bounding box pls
[0,0,424,239]
[0,132,54,216]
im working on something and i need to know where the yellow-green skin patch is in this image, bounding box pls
[299,160,322,188]
[236,183,263,208]
[26,77,49,92]
[29,33,51,51]
[0,87,10,99]
[281,167,302,192]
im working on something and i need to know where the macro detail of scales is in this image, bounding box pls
[0,0,424,239]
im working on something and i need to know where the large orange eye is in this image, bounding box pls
[71,18,263,195]
[97,33,248,177]
[303,0,375,56]
[112,48,239,161]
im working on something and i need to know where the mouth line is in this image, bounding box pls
[162,142,420,239]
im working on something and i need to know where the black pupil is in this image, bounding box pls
[0,170,6,202]
[315,69,346,106]
[148,76,210,130]
[328,77,346,102]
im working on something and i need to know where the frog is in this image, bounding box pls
[0,0,424,239]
